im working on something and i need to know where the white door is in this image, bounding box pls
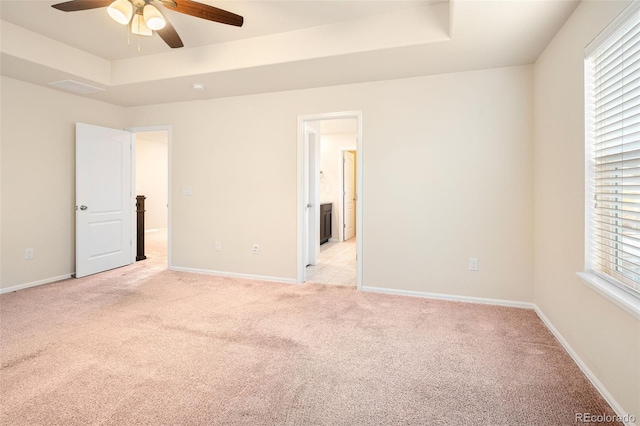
[76,123,134,278]
[343,151,356,240]
[304,123,321,267]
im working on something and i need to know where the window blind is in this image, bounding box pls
[589,9,640,295]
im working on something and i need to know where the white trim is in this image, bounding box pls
[577,272,640,320]
[584,0,640,58]
[297,111,363,290]
[0,269,634,423]
[328,238,340,243]
[127,125,172,270]
[534,306,637,426]
[582,8,640,318]
[361,285,535,309]
[131,131,137,264]
[169,266,298,284]
[302,123,321,267]
[362,284,636,424]
[0,274,73,294]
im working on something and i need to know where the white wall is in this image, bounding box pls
[0,76,125,290]
[320,129,357,242]
[135,133,168,230]
[125,64,534,302]
[533,0,639,419]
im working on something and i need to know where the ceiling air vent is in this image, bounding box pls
[49,80,105,94]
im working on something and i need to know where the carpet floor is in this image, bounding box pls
[0,235,621,425]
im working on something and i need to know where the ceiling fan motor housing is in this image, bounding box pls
[51,0,244,49]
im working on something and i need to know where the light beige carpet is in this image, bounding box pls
[0,236,621,425]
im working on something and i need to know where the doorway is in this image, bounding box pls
[297,112,362,289]
[342,149,357,242]
[129,126,171,268]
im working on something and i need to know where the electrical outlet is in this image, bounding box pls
[25,248,34,260]
[252,244,259,254]
[215,241,221,251]
[469,258,479,271]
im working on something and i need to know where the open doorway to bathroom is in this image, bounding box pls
[299,115,361,287]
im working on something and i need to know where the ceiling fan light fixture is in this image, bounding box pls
[107,0,133,25]
[131,14,153,36]
[143,4,166,30]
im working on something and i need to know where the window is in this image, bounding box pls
[582,1,640,318]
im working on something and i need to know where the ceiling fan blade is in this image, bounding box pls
[164,0,243,27]
[156,19,184,48]
[51,0,113,12]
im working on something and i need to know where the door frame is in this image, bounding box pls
[297,111,363,289]
[127,125,172,269]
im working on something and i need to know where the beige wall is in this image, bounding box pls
[135,134,168,230]
[0,76,125,289]
[533,0,640,419]
[125,64,534,301]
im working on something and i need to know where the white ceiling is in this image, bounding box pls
[1,0,436,60]
[0,0,581,107]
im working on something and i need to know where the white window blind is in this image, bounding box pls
[587,7,640,296]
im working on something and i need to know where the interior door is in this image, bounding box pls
[304,123,321,267]
[76,123,134,278]
[343,150,356,240]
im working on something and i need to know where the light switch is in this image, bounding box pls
[469,258,479,271]
[182,186,193,196]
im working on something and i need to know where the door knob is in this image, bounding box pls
[80,205,88,210]
[307,203,313,208]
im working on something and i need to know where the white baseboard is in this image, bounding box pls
[362,285,634,424]
[534,307,637,426]
[0,270,633,424]
[0,274,73,295]
[361,285,535,309]
[169,266,299,285]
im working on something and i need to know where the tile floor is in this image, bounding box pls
[306,238,357,286]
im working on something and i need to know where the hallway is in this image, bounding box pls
[305,239,356,286]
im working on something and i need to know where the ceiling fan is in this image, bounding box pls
[51,0,244,49]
